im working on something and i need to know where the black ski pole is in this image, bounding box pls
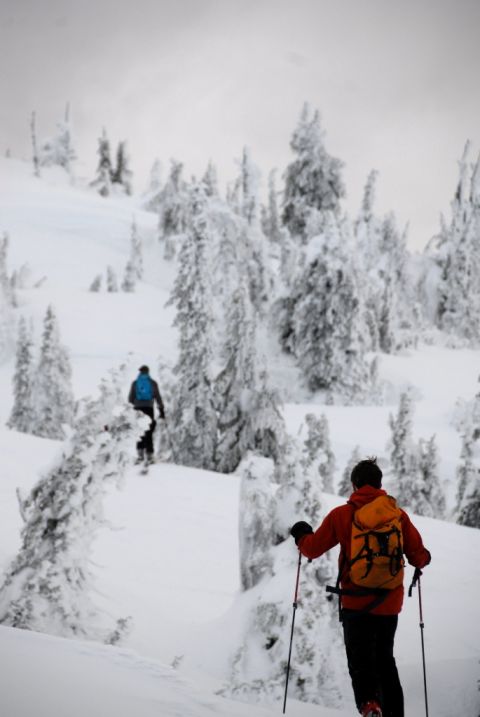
[282,550,302,714]
[408,568,429,717]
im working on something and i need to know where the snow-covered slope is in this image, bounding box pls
[0,158,479,717]
[0,625,356,717]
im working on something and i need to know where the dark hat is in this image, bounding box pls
[138,365,150,373]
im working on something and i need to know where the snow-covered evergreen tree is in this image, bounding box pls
[262,170,282,244]
[30,111,40,178]
[433,142,480,343]
[227,148,271,314]
[7,317,34,433]
[89,274,102,292]
[38,105,76,175]
[338,445,362,497]
[120,220,142,293]
[301,413,335,492]
[143,158,163,211]
[416,435,446,518]
[248,368,286,464]
[158,159,188,240]
[129,219,143,279]
[354,171,417,352]
[388,391,418,506]
[106,266,118,292]
[0,234,15,361]
[202,161,219,198]
[167,182,217,469]
[239,147,260,226]
[91,129,113,197]
[111,141,133,195]
[282,103,345,242]
[226,437,342,708]
[30,305,74,440]
[274,435,325,539]
[287,213,372,402]
[0,371,144,640]
[121,260,136,293]
[388,395,446,515]
[0,232,16,307]
[455,404,480,528]
[216,283,257,473]
[238,454,276,590]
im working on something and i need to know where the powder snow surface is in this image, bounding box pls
[0,158,479,717]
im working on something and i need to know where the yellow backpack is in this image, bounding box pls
[349,495,404,590]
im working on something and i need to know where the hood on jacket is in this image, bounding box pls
[347,484,388,510]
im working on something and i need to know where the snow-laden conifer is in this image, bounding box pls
[301,413,335,492]
[238,454,276,590]
[289,213,372,402]
[227,148,270,314]
[0,370,144,640]
[106,266,118,292]
[216,282,257,473]
[7,317,34,433]
[226,437,342,708]
[215,279,285,472]
[121,260,136,293]
[239,147,260,226]
[143,158,163,211]
[355,172,417,352]
[208,169,270,316]
[38,105,76,176]
[167,182,217,470]
[120,220,143,292]
[129,219,143,280]
[247,368,285,463]
[388,391,418,506]
[202,161,219,198]
[416,435,446,518]
[30,111,40,178]
[389,394,446,515]
[0,233,15,360]
[91,128,113,197]
[262,170,282,244]
[30,305,74,440]
[89,274,102,292]
[158,159,188,242]
[338,445,362,497]
[283,103,345,241]
[0,232,16,307]
[111,140,133,195]
[455,404,480,527]
[433,142,480,343]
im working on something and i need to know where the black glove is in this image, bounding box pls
[290,521,313,545]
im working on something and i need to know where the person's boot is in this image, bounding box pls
[135,449,144,465]
[146,453,155,465]
[361,701,382,717]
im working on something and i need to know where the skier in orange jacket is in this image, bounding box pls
[290,457,431,717]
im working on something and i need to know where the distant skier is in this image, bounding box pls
[290,457,431,717]
[128,365,165,464]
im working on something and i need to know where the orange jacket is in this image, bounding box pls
[297,485,431,615]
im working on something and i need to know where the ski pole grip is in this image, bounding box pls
[408,567,422,597]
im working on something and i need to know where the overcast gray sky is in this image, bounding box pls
[1,0,480,249]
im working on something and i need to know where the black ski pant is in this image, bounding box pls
[342,609,404,717]
[135,407,156,455]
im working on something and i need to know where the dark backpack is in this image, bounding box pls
[135,374,153,401]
